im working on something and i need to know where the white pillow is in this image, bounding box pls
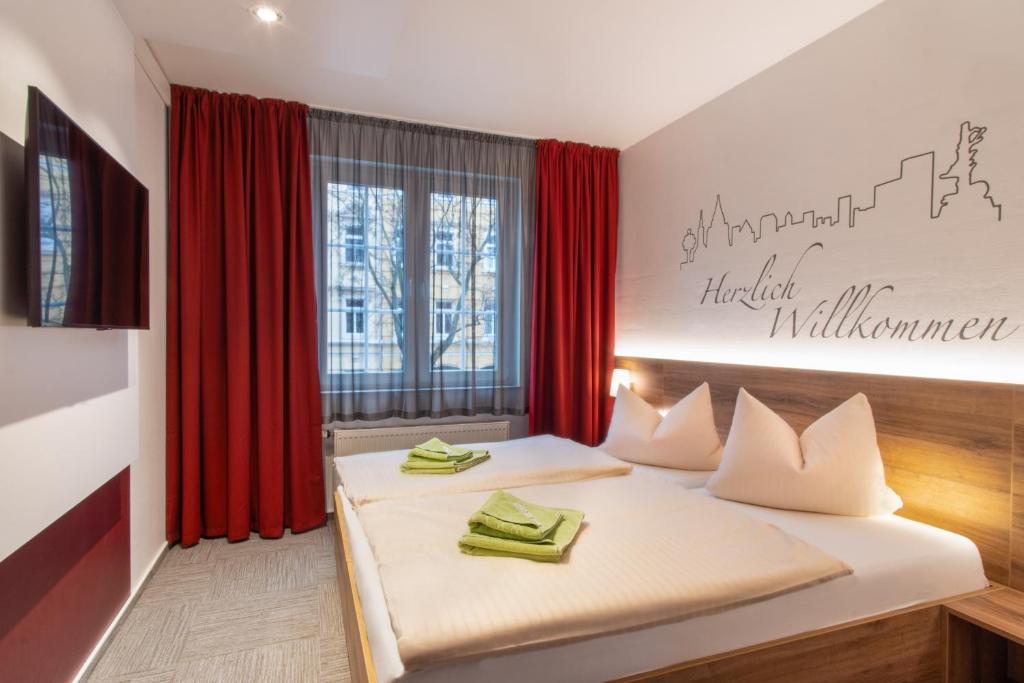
[706,389,902,516]
[600,383,722,470]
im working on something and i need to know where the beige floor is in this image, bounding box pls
[86,524,351,683]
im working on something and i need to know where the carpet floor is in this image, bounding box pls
[85,524,351,682]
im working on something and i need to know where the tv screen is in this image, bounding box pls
[26,87,149,329]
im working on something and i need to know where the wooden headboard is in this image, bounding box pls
[615,356,1024,587]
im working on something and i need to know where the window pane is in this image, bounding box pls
[326,182,405,375]
[429,193,498,372]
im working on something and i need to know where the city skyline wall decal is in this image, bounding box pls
[680,122,1003,267]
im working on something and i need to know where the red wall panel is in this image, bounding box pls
[0,468,130,682]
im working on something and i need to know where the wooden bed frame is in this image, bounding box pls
[332,358,1024,683]
[333,490,378,683]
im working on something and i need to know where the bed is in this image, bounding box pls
[331,358,1024,682]
[623,462,715,489]
[333,434,715,509]
[338,475,986,683]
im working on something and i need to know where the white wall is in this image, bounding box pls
[0,0,168,592]
[616,0,1024,384]
[131,42,170,590]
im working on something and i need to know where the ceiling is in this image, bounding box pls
[114,0,883,149]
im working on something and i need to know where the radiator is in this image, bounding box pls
[325,421,511,512]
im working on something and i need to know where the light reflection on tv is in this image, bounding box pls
[39,154,72,324]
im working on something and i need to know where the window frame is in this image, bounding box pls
[313,158,524,392]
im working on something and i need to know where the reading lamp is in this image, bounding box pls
[609,368,633,397]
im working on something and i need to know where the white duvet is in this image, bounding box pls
[356,474,851,671]
[334,434,633,507]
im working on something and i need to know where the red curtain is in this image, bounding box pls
[529,140,620,446]
[167,85,325,546]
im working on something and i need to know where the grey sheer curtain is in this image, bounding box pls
[309,109,535,422]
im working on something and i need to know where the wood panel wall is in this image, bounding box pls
[1012,387,1024,588]
[615,357,1023,587]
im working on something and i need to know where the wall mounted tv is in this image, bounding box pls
[26,87,149,329]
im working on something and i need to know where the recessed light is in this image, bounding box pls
[253,6,283,23]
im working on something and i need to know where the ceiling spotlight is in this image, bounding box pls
[253,6,283,23]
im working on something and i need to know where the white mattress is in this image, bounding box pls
[624,462,715,488]
[340,477,987,683]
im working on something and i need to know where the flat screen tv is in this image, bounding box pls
[26,87,149,329]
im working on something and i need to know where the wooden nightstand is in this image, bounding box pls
[945,587,1024,682]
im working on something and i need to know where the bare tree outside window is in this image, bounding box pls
[325,184,500,375]
[429,193,498,371]
[326,183,405,374]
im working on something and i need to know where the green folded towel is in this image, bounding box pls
[400,451,491,475]
[406,452,470,463]
[458,507,584,562]
[468,491,565,541]
[408,447,473,463]
[410,438,472,461]
[459,491,584,562]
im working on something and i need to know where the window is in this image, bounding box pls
[323,183,506,378]
[482,294,496,339]
[434,299,456,335]
[481,231,497,274]
[434,228,455,270]
[341,223,365,264]
[309,109,533,424]
[343,297,365,336]
[429,193,499,372]
[325,183,404,375]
